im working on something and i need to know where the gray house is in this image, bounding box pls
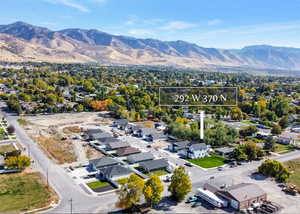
[99,137,122,145]
[127,152,154,164]
[140,159,169,173]
[114,119,129,130]
[87,129,112,141]
[179,143,209,159]
[168,141,191,152]
[106,141,130,151]
[89,157,120,171]
[99,165,133,180]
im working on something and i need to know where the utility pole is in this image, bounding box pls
[46,168,49,187]
[199,111,205,140]
[69,198,73,214]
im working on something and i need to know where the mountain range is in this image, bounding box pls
[1,21,300,71]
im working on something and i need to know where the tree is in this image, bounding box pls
[230,107,243,121]
[271,124,282,135]
[232,145,248,161]
[279,116,289,129]
[7,125,15,134]
[75,104,84,112]
[143,175,164,207]
[116,174,145,210]
[263,136,276,152]
[239,126,258,137]
[168,166,192,201]
[258,160,291,182]
[5,155,31,169]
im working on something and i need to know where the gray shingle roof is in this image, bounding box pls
[99,137,122,145]
[127,152,154,164]
[114,119,129,126]
[100,165,132,179]
[107,141,130,150]
[140,159,169,171]
[89,157,119,169]
[189,143,208,151]
[225,183,266,202]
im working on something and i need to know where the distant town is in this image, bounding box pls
[1,62,300,213]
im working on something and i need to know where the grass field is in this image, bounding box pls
[146,170,169,177]
[285,159,300,190]
[87,180,110,189]
[0,172,57,213]
[275,143,295,154]
[0,144,16,154]
[187,155,226,168]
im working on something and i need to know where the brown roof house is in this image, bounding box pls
[217,183,267,210]
[116,147,141,157]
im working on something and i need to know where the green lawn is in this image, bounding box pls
[243,120,256,125]
[187,155,226,168]
[0,128,6,136]
[146,170,169,177]
[87,180,110,189]
[0,144,16,154]
[0,172,57,213]
[275,143,295,154]
[285,159,300,190]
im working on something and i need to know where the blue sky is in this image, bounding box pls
[2,0,300,48]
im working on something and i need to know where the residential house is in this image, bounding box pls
[87,129,112,141]
[88,157,120,171]
[114,119,129,130]
[217,183,267,210]
[288,114,298,123]
[99,165,133,181]
[116,147,141,157]
[106,141,130,151]
[215,147,234,158]
[168,141,191,152]
[148,132,167,143]
[179,143,209,159]
[139,159,169,173]
[99,137,122,145]
[155,122,167,131]
[126,152,154,165]
[276,136,295,145]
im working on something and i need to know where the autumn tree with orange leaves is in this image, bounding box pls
[90,99,112,111]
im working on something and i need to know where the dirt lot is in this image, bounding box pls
[22,112,113,164]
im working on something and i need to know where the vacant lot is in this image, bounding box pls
[22,112,113,163]
[35,135,76,164]
[285,159,300,190]
[0,144,16,154]
[187,155,226,168]
[0,172,57,213]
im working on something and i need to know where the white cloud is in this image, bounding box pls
[43,0,90,12]
[207,19,223,26]
[128,29,155,37]
[160,21,197,30]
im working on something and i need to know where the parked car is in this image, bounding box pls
[186,196,198,204]
[218,166,225,171]
[185,162,193,167]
